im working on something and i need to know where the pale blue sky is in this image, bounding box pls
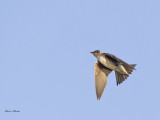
[0,0,160,120]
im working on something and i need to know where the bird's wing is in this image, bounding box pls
[104,53,130,67]
[115,64,136,85]
[115,71,128,85]
[104,53,136,85]
[94,61,112,100]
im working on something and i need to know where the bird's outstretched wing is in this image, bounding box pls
[104,53,136,85]
[115,64,136,85]
[104,53,131,67]
[94,61,112,100]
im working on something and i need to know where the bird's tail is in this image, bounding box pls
[115,64,136,86]
[125,64,136,74]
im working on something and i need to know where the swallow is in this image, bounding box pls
[90,50,136,100]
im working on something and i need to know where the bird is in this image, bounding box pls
[90,50,136,100]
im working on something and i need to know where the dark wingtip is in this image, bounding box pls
[130,64,137,70]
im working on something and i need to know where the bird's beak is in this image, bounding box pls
[90,51,94,54]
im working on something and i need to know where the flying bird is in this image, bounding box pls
[90,50,136,100]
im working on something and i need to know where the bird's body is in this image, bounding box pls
[98,54,117,70]
[90,50,136,100]
[98,53,128,75]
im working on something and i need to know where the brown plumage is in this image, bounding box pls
[91,50,136,100]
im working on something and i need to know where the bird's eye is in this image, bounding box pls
[95,50,99,53]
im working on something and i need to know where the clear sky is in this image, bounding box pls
[0,0,160,120]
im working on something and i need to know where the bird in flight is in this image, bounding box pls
[90,50,136,100]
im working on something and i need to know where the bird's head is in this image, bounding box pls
[90,50,102,57]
